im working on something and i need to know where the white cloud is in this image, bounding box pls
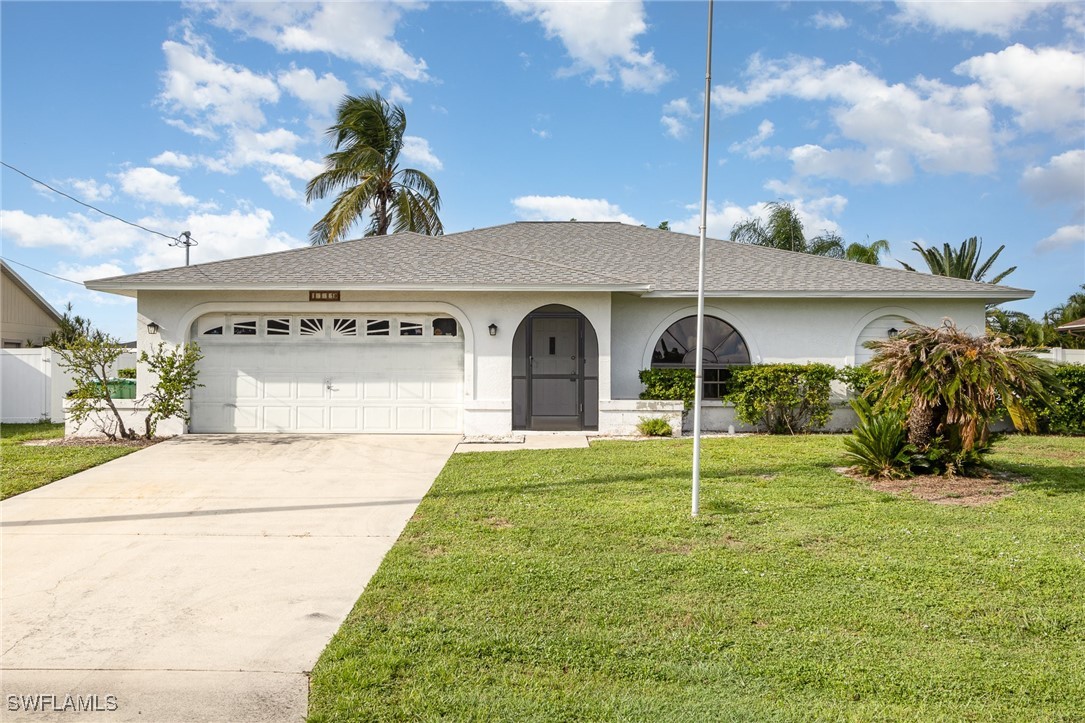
[812,11,849,30]
[262,172,301,201]
[531,127,551,139]
[278,66,348,115]
[132,208,301,271]
[729,119,777,158]
[505,0,671,92]
[1021,150,1085,206]
[712,53,997,182]
[400,136,443,172]
[672,196,846,239]
[894,1,1056,38]
[159,32,279,132]
[205,128,323,180]
[1036,224,1085,253]
[150,151,195,169]
[790,145,914,183]
[114,167,198,207]
[54,262,127,283]
[955,44,1085,135]
[661,97,698,139]
[67,178,113,202]
[205,2,428,80]
[0,210,148,256]
[511,195,642,225]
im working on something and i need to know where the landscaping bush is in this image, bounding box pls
[835,363,884,403]
[727,363,836,434]
[638,368,695,410]
[116,368,136,379]
[1022,364,1085,436]
[842,398,912,479]
[636,417,673,437]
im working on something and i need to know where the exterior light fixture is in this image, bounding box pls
[147,322,160,335]
[488,323,498,336]
[887,327,899,338]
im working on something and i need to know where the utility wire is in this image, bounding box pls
[1,160,180,241]
[0,256,85,286]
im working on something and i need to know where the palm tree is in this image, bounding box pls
[866,320,1057,454]
[730,202,885,264]
[306,93,443,244]
[899,236,1015,284]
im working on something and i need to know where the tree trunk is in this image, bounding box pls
[907,402,938,449]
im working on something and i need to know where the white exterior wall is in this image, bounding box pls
[135,290,613,436]
[609,294,985,400]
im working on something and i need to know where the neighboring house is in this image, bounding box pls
[86,222,1032,436]
[1056,317,1085,337]
[1,259,63,348]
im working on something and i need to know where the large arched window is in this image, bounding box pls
[651,315,750,398]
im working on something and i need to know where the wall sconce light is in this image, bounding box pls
[488,323,498,336]
[887,327,899,338]
[147,322,160,335]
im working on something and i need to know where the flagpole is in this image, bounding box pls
[692,0,714,517]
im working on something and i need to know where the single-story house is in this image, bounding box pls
[1,259,63,348]
[1056,317,1085,337]
[86,222,1031,436]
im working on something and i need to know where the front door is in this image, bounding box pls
[528,315,582,430]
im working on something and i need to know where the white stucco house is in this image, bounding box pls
[85,222,1031,436]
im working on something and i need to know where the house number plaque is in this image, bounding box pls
[309,290,340,302]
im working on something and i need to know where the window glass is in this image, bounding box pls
[651,315,750,399]
[366,319,390,336]
[232,319,257,336]
[432,318,458,337]
[266,318,291,336]
[200,315,225,336]
[299,318,324,337]
[399,321,423,337]
[332,318,358,337]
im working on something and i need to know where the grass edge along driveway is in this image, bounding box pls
[1,423,143,500]
[308,434,1084,722]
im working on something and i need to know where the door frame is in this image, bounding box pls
[526,310,585,431]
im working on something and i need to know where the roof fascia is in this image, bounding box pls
[641,289,1034,302]
[84,282,652,295]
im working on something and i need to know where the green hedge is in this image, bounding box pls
[1032,364,1085,436]
[728,363,837,434]
[638,368,696,410]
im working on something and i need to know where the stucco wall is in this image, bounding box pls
[136,290,613,435]
[609,294,985,400]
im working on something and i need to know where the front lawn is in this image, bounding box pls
[309,435,1084,721]
[1,423,144,499]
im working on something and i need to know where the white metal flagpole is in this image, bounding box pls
[692,0,714,518]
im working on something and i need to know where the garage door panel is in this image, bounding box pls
[191,326,463,433]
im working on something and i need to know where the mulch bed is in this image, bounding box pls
[839,467,1027,506]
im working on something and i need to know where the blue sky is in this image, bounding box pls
[2,1,1083,340]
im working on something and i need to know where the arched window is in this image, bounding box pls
[651,315,750,398]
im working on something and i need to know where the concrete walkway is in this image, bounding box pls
[1,434,458,722]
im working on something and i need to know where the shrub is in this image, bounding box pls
[116,368,137,379]
[1029,364,1085,436]
[139,343,203,437]
[836,364,883,403]
[636,417,673,437]
[53,332,136,440]
[727,363,836,434]
[639,368,696,410]
[842,398,912,479]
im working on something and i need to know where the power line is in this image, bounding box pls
[1,256,85,286]
[1,160,180,241]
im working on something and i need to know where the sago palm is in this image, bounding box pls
[306,93,443,244]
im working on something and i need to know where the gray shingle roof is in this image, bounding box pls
[86,222,1032,301]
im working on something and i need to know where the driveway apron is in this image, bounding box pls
[1,434,458,722]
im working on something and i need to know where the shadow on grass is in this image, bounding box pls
[1003,463,1085,496]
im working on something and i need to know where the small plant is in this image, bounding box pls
[842,398,912,479]
[53,332,136,440]
[139,342,203,437]
[727,363,836,434]
[636,417,673,437]
[116,368,137,379]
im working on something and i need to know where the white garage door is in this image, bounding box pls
[190,313,463,433]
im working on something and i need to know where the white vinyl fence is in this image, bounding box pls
[1036,348,1085,364]
[1,348,137,424]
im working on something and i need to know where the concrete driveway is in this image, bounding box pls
[1,434,458,722]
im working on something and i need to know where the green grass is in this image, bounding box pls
[1,423,141,499]
[309,435,1085,722]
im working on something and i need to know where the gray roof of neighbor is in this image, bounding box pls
[86,221,1031,301]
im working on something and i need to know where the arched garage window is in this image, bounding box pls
[651,315,750,399]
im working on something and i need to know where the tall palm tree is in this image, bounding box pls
[306,93,443,244]
[730,202,886,264]
[899,236,1015,284]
